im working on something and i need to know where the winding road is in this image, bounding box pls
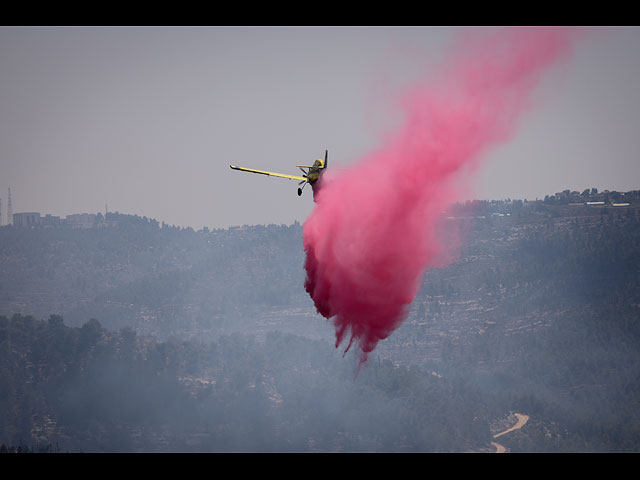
[491,413,529,453]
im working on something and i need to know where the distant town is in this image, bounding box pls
[0,210,119,229]
[0,187,638,229]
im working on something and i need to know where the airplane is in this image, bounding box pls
[230,150,328,197]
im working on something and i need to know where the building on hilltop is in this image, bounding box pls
[41,214,62,226]
[65,213,96,229]
[13,212,41,227]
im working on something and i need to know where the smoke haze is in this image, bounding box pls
[303,28,579,363]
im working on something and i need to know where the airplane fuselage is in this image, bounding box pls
[305,162,324,184]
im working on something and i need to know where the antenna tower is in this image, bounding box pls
[7,188,12,225]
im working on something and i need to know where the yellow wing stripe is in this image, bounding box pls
[230,165,307,182]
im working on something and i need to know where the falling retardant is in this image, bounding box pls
[303,28,580,364]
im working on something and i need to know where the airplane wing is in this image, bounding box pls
[230,165,307,182]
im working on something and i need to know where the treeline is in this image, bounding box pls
[0,313,493,452]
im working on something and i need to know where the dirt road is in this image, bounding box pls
[492,413,529,453]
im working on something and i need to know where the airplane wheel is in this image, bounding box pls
[298,188,302,196]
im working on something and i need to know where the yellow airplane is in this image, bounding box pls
[230,150,328,196]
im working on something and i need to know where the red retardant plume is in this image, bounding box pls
[303,28,579,365]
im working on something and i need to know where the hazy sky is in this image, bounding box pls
[1,26,639,229]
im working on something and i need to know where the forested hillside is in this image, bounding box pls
[1,190,639,452]
[0,314,491,452]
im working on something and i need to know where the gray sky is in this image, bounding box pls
[0,26,638,229]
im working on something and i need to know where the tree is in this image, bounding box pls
[78,319,104,353]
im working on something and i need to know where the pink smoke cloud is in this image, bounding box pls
[303,28,579,364]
